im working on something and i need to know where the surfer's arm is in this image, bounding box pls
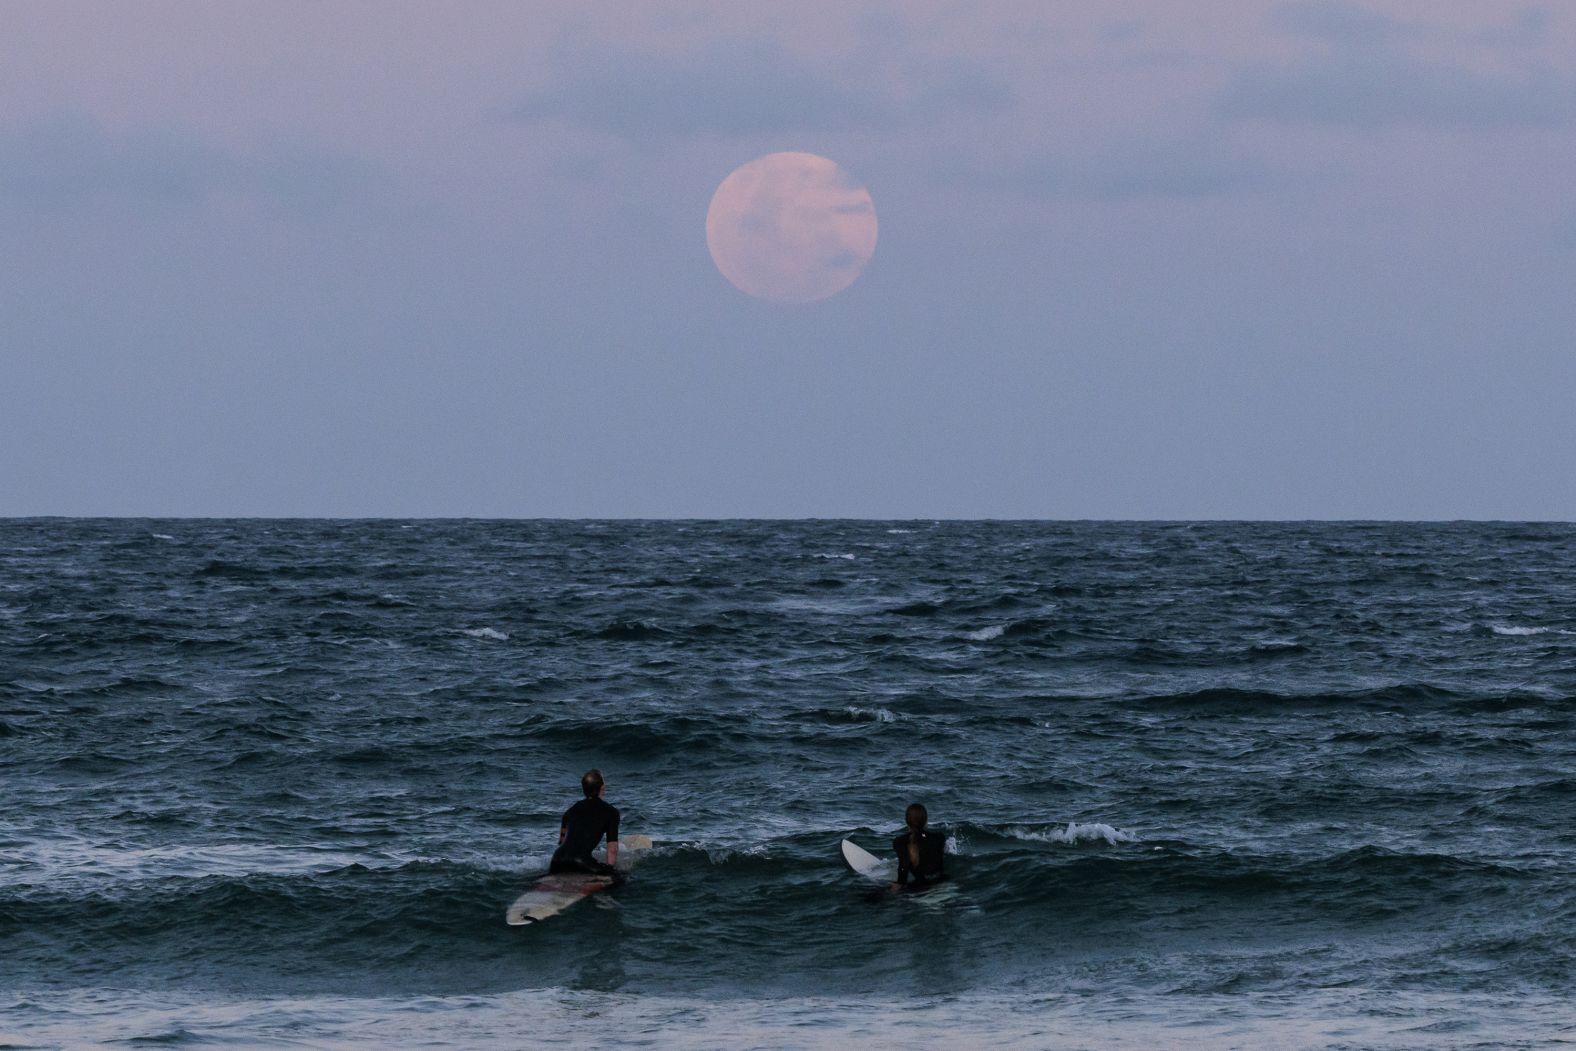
[604,806,620,865]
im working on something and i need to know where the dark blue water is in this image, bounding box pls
[3,521,1574,1048]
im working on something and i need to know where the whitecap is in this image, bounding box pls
[814,553,856,560]
[150,533,177,541]
[0,841,379,886]
[886,529,914,534]
[1006,822,1140,845]
[703,844,769,864]
[966,625,1005,641]
[1488,624,1573,636]
[845,706,898,723]
[463,627,510,641]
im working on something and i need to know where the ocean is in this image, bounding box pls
[2,520,1573,1049]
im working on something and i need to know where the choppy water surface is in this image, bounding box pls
[2,520,1574,1048]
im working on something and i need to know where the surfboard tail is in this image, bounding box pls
[841,838,893,883]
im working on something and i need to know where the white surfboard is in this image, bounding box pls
[506,834,652,926]
[841,838,894,883]
[842,837,958,901]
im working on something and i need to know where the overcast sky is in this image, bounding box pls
[3,0,1573,518]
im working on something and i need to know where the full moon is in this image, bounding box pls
[705,152,877,304]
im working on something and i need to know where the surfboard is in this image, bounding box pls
[841,838,893,883]
[842,837,956,900]
[506,834,652,926]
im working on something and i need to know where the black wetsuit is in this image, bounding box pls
[892,829,947,887]
[549,796,620,875]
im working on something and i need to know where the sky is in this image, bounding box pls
[2,0,1573,518]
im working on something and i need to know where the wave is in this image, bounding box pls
[1473,777,1576,810]
[0,859,519,987]
[284,589,418,609]
[591,620,673,641]
[2,839,1541,971]
[1131,683,1469,712]
[497,714,763,755]
[949,821,1142,851]
[49,751,135,774]
[1487,623,1576,637]
[0,841,394,888]
[890,601,941,617]
[462,627,509,642]
[888,594,1046,619]
[71,675,180,697]
[1003,822,1140,846]
[194,560,344,581]
[1000,617,1060,638]
[838,706,898,723]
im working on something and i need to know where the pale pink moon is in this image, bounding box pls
[705,152,877,304]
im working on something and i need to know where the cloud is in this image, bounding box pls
[1222,2,1576,129]
[1556,213,1576,254]
[1220,51,1576,129]
[510,35,1010,140]
[956,134,1294,201]
[0,112,371,212]
[1475,8,1553,49]
[1273,1,1554,51]
[1269,0,1418,45]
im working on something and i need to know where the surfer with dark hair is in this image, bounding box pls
[892,802,946,890]
[549,768,620,876]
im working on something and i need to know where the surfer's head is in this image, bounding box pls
[581,768,604,798]
[905,802,928,832]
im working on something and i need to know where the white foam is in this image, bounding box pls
[0,841,380,886]
[886,529,914,534]
[701,844,770,864]
[844,706,898,723]
[0,838,545,887]
[966,625,1006,641]
[814,553,857,560]
[11,987,1576,1051]
[463,627,510,641]
[1006,822,1140,846]
[150,533,176,541]
[1481,620,1569,636]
